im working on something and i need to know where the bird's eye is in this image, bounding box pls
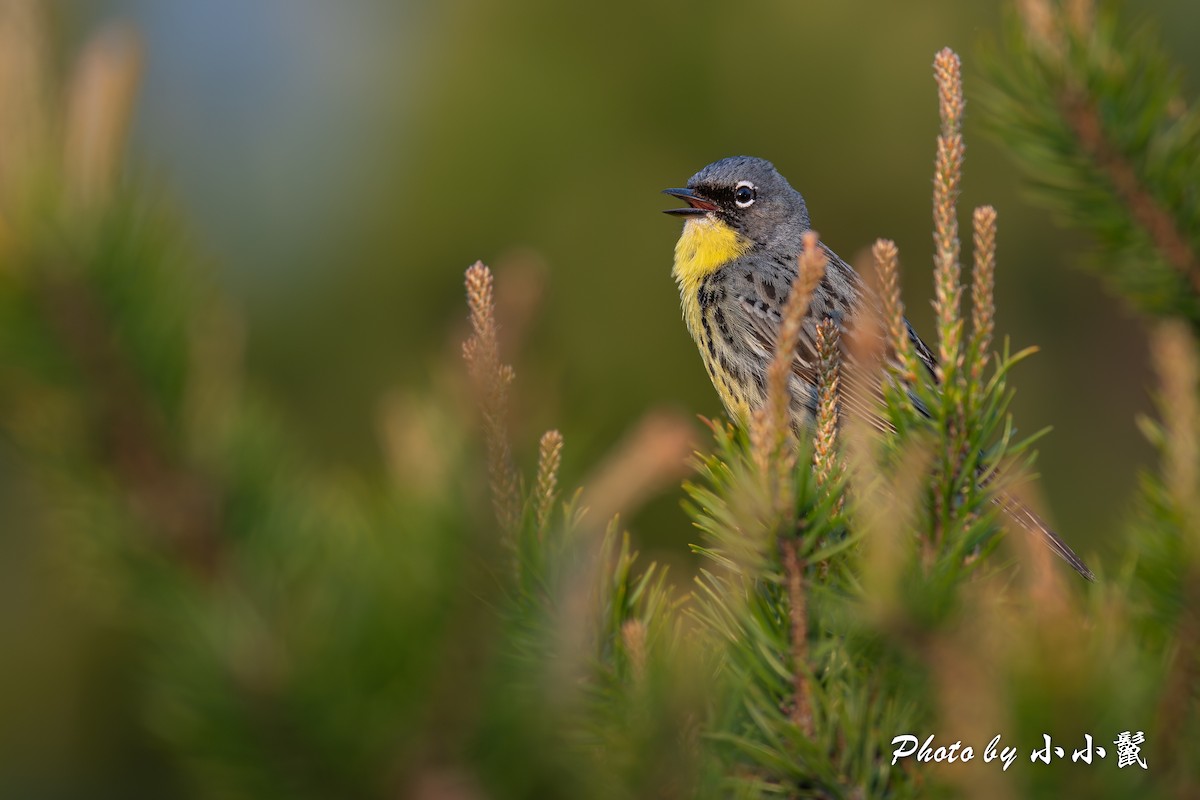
[734,182,756,208]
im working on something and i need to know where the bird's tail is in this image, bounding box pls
[994,490,1095,582]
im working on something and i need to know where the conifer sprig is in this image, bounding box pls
[981,0,1200,322]
[4,20,225,577]
[1145,322,1200,775]
[932,48,966,391]
[969,205,998,388]
[1151,322,1198,511]
[874,238,918,384]
[463,261,521,536]
[754,230,827,461]
[813,318,843,510]
[781,538,813,737]
[751,230,827,512]
[64,25,142,208]
[535,429,564,538]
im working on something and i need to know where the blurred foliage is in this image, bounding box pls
[1,0,1199,798]
[79,0,1198,557]
[979,0,1200,323]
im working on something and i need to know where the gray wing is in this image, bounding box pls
[724,247,1094,580]
[727,247,1094,580]
[722,244,922,435]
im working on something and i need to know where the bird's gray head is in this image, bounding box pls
[662,156,811,251]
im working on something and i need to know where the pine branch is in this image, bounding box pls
[1145,322,1200,775]
[1059,90,1200,295]
[781,539,813,738]
[980,0,1200,322]
[38,272,223,575]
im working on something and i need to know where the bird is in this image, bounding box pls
[662,155,1094,581]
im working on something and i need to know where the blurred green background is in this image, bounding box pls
[62,0,1195,584]
[1,1,1196,795]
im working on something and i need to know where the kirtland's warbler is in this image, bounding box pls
[663,155,1093,581]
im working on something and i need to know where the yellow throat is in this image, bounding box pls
[671,215,754,421]
[672,215,749,291]
[672,215,749,336]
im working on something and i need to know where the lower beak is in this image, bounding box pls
[662,187,717,216]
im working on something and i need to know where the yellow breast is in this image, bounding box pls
[672,216,749,290]
[672,216,749,338]
[671,216,755,422]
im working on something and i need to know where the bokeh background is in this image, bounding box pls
[57,0,1196,560]
[6,0,1200,792]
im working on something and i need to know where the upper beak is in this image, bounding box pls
[662,187,717,216]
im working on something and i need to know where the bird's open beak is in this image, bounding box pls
[662,187,717,216]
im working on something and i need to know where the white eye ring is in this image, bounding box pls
[734,180,756,208]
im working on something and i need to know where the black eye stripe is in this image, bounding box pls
[685,182,757,209]
[690,182,733,204]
